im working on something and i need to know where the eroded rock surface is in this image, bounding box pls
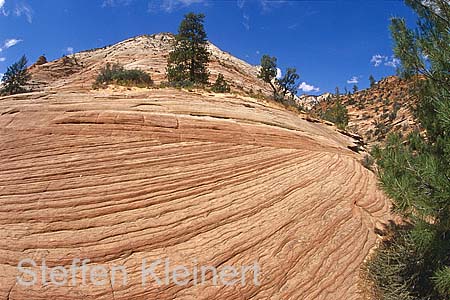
[28,33,272,97]
[0,88,390,299]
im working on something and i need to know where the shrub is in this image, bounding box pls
[433,267,450,296]
[62,55,79,66]
[361,154,374,170]
[35,55,48,65]
[388,110,397,121]
[321,100,349,130]
[363,222,420,300]
[393,101,401,112]
[94,63,153,88]
[211,73,230,93]
[374,120,387,136]
[369,75,376,87]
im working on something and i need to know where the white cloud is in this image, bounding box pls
[0,38,23,53]
[149,0,206,13]
[66,47,74,54]
[13,2,33,23]
[102,0,132,7]
[238,0,287,11]
[0,1,33,20]
[298,82,320,93]
[4,38,22,49]
[276,67,282,79]
[0,0,6,16]
[370,54,401,68]
[385,57,400,68]
[242,13,250,30]
[177,0,205,4]
[347,76,359,84]
[259,0,287,12]
[370,54,386,67]
[0,39,23,62]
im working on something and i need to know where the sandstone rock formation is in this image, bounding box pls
[296,93,332,111]
[0,35,391,299]
[311,76,419,146]
[28,33,272,97]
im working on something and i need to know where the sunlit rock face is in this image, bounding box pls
[0,35,391,300]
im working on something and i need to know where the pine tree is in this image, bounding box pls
[211,73,230,93]
[1,55,31,96]
[278,68,300,99]
[369,75,376,87]
[366,1,450,299]
[335,86,340,99]
[352,84,358,93]
[167,13,210,86]
[258,56,301,103]
[258,54,278,99]
[321,99,348,130]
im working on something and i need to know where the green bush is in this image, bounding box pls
[211,73,230,93]
[321,100,349,130]
[94,63,153,88]
[388,111,397,121]
[433,267,450,296]
[363,222,420,300]
[62,55,79,66]
[35,55,48,65]
[361,154,375,170]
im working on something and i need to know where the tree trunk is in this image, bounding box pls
[269,82,278,99]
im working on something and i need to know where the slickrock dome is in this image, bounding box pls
[0,34,391,300]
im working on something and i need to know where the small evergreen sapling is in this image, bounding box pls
[1,55,31,96]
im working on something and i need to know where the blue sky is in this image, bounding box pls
[0,0,418,94]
